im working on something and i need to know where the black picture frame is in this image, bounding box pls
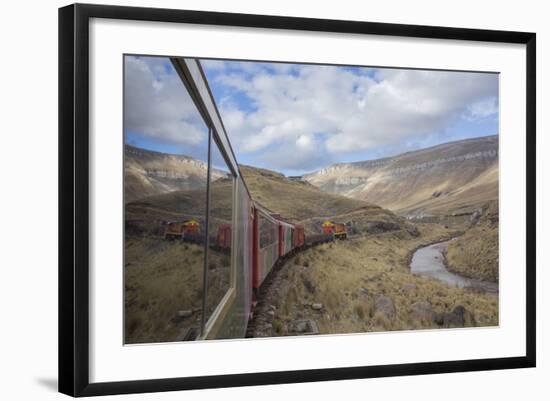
[59,3,536,397]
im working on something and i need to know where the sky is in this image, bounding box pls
[124,55,499,176]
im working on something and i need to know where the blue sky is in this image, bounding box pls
[124,56,499,176]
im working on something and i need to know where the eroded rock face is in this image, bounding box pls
[124,144,225,202]
[303,135,499,214]
[410,301,434,322]
[177,310,193,318]
[289,319,319,335]
[366,221,401,234]
[375,295,396,319]
[292,320,310,333]
[470,209,483,223]
[433,305,473,327]
[406,225,420,237]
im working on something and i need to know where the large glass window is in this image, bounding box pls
[123,55,209,344]
[205,138,234,321]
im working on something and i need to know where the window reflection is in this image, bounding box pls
[206,138,234,320]
[124,55,208,344]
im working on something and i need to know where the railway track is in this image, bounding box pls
[246,235,338,338]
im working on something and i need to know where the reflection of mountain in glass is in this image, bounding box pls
[124,143,208,343]
[124,145,225,203]
[124,144,235,344]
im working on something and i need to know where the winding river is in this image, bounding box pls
[410,239,498,295]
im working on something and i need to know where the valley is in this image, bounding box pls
[124,134,499,342]
[304,135,498,218]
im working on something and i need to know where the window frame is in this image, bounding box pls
[202,132,238,339]
[169,57,242,339]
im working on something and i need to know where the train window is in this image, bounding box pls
[205,137,234,321]
[123,55,209,344]
[259,214,277,249]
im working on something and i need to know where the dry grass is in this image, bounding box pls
[304,135,498,217]
[124,237,229,344]
[446,201,499,282]
[267,224,498,336]
[240,165,383,222]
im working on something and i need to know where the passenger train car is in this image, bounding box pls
[164,58,343,341]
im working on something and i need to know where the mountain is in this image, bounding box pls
[239,165,413,235]
[124,145,224,202]
[303,135,498,216]
[240,166,370,221]
[125,164,414,237]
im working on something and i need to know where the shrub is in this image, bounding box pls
[354,303,366,320]
[272,319,284,334]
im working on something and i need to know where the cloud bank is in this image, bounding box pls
[124,56,209,159]
[205,61,498,173]
[124,56,499,174]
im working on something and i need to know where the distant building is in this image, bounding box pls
[288,176,303,181]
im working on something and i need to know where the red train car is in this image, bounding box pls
[165,57,341,340]
[216,224,232,249]
[251,205,309,293]
[294,224,305,248]
[279,222,294,257]
[252,206,280,290]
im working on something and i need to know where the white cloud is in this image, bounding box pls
[296,134,313,149]
[124,56,498,172]
[466,96,499,118]
[208,63,498,172]
[124,56,208,147]
[199,59,227,71]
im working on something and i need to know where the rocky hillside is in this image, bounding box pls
[124,145,224,202]
[446,200,499,282]
[126,164,415,237]
[303,135,498,216]
[240,165,416,235]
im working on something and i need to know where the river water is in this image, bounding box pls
[410,239,498,295]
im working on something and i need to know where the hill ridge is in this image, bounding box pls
[304,135,498,215]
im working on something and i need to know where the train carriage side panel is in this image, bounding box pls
[213,178,254,339]
[286,225,293,254]
[281,223,294,256]
[294,225,305,248]
[278,223,283,258]
[253,207,279,289]
[216,224,232,249]
[252,207,259,289]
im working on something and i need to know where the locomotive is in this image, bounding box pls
[163,219,203,244]
[322,220,348,240]
[164,219,199,240]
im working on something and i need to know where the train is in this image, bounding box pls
[322,220,348,240]
[162,202,345,341]
[160,58,348,341]
[163,206,343,293]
